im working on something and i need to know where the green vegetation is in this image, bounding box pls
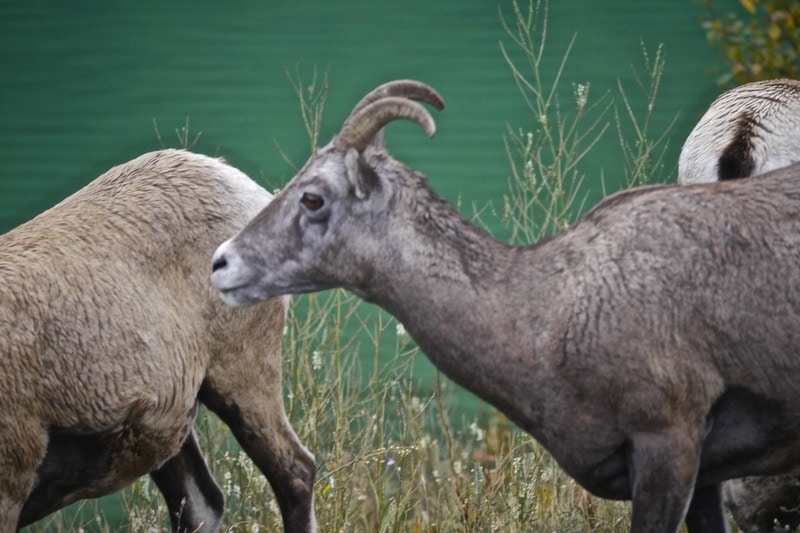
[695,0,800,85]
[25,1,746,531]
[497,0,674,246]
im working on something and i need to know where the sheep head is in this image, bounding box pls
[211,80,444,306]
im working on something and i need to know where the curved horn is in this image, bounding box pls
[335,97,438,152]
[344,80,445,124]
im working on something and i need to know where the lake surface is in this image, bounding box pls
[3,0,726,528]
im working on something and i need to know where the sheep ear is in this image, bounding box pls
[345,148,380,200]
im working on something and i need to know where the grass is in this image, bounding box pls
[24,0,750,531]
[38,291,630,532]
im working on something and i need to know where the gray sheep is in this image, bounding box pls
[1,149,315,532]
[679,78,800,532]
[211,80,800,533]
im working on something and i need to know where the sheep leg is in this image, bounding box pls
[150,431,224,532]
[628,427,704,533]
[199,382,316,533]
[2,495,26,533]
[3,418,46,532]
[684,483,729,533]
[19,430,115,527]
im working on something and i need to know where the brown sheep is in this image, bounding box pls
[2,149,315,532]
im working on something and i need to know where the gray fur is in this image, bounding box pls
[212,81,800,533]
[1,150,315,532]
[679,79,800,532]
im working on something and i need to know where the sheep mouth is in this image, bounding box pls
[215,284,262,308]
[215,278,304,307]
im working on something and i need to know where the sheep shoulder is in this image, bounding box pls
[0,149,273,478]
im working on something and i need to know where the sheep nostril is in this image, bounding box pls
[211,255,228,273]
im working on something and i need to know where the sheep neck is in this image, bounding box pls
[360,184,561,433]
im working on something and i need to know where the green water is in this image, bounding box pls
[3,0,725,528]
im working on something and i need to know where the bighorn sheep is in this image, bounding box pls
[679,78,800,532]
[211,80,800,533]
[2,149,315,532]
[679,78,800,185]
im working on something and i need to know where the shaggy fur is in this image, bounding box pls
[1,150,315,532]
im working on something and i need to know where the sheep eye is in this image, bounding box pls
[301,192,324,211]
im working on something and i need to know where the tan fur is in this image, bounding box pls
[0,150,315,532]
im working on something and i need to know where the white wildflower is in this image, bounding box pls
[410,396,422,413]
[469,421,485,442]
[269,499,281,517]
[223,469,233,494]
[418,434,431,450]
[524,160,536,188]
[574,82,589,110]
[525,159,534,174]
